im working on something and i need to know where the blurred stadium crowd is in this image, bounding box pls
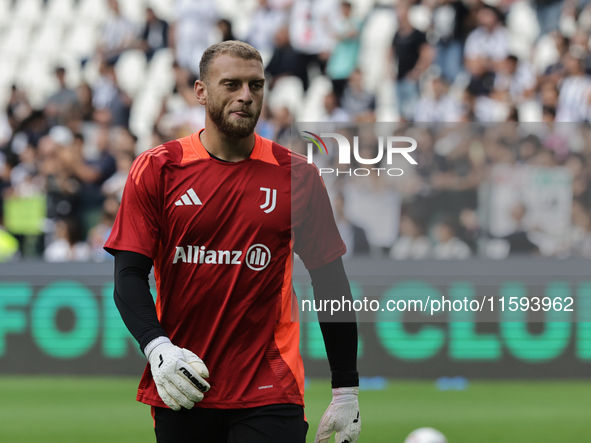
[1,0,591,261]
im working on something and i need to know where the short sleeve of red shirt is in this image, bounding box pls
[104,150,162,259]
[293,163,346,269]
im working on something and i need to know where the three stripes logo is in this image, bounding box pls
[175,188,202,206]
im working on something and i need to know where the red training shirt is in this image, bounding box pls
[105,130,345,409]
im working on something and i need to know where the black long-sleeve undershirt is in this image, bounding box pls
[309,257,359,388]
[113,250,167,350]
[112,250,358,388]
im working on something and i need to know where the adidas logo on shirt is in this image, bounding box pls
[175,188,202,206]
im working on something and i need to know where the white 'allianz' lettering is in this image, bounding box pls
[173,246,242,265]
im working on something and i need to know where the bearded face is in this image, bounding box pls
[206,93,262,139]
[196,54,265,140]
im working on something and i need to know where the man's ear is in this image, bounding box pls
[194,80,207,105]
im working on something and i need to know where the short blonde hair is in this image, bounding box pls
[199,41,263,83]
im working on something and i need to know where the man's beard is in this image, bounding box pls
[208,99,260,139]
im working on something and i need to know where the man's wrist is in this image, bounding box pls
[333,387,358,395]
[144,336,171,359]
[331,386,359,403]
[331,370,359,389]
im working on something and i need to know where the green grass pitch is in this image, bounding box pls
[0,377,589,442]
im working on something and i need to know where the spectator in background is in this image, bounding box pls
[92,61,132,128]
[157,63,205,138]
[271,106,293,147]
[102,193,121,224]
[255,104,276,140]
[389,2,435,121]
[542,105,557,122]
[342,171,401,255]
[139,7,169,62]
[390,212,431,259]
[414,76,463,122]
[556,49,591,122]
[88,212,115,261]
[464,77,508,122]
[564,201,591,258]
[517,134,543,163]
[542,32,570,84]
[431,0,469,82]
[97,0,136,64]
[458,208,480,253]
[246,0,287,55]
[408,128,449,220]
[45,67,78,126]
[341,69,376,122]
[6,85,32,131]
[334,193,370,258]
[534,0,564,37]
[88,199,118,262]
[43,218,91,262]
[541,122,571,162]
[0,111,11,147]
[172,0,219,77]
[217,19,236,42]
[326,1,362,99]
[75,83,95,123]
[289,0,338,90]
[464,5,508,76]
[538,80,559,109]
[101,149,134,201]
[39,126,81,223]
[569,29,591,73]
[265,26,300,90]
[320,91,350,122]
[494,55,537,105]
[61,129,116,234]
[9,109,48,154]
[528,144,557,167]
[432,218,471,259]
[500,203,540,255]
[111,127,137,157]
[8,144,41,198]
[565,153,589,202]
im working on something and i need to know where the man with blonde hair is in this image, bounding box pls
[105,40,360,443]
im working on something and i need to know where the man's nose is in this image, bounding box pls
[237,83,253,104]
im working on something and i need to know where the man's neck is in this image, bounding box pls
[199,123,255,162]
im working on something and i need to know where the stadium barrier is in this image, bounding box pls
[1,259,590,378]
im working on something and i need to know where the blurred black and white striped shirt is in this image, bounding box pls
[464,27,508,62]
[414,95,463,122]
[556,75,591,122]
